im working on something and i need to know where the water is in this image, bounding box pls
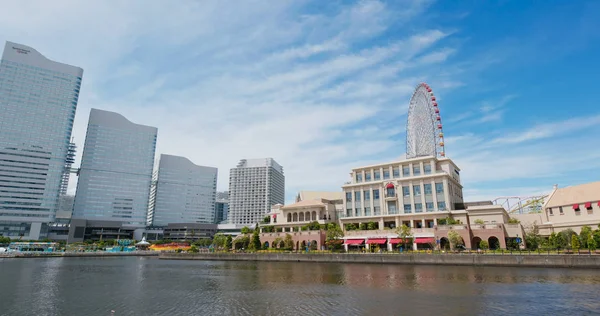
[1,257,600,315]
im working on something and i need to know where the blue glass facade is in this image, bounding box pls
[73,109,157,227]
[150,154,217,226]
[0,42,83,239]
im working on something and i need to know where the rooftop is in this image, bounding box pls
[545,181,600,208]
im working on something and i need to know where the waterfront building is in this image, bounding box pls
[215,191,229,224]
[162,223,218,241]
[0,42,83,239]
[228,158,285,225]
[149,154,217,226]
[72,109,157,228]
[514,181,600,235]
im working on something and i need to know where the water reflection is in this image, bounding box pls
[2,258,600,316]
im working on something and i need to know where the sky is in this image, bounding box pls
[1,0,599,204]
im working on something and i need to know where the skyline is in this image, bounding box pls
[1,1,599,203]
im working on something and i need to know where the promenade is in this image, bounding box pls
[0,251,159,259]
[159,251,600,269]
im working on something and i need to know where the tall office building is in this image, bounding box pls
[228,158,285,225]
[149,154,217,226]
[73,109,157,228]
[0,42,83,239]
[215,191,229,224]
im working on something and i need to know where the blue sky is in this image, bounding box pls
[1,0,598,203]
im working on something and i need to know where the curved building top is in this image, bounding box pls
[3,41,83,77]
[89,108,158,134]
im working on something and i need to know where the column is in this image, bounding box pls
[443,179,451,210]
[344,243,348,252]
[387,239,393,251]
[378,218,384,229]
[421,218,425,228]
[431,179,438,211]
[395,217,400,228]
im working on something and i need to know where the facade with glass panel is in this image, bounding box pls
[73,109,157,228]
[0,42,83,239]
[149,154,217,226]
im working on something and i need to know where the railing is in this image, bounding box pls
[344,229,390,237]
[436,224,468,230]
[470,224,503,230]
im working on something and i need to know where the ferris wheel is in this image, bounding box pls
[406,82,446,159]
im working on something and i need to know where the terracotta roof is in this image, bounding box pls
[545,181,600,208]
[281,199,326,210]
[297,191,343,201]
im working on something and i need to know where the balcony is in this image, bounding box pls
[345,229,390,237]
[384,193,397,201]
[470,224,503,230]
[436,224,468,230]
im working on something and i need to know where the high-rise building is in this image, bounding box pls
[73,109,157,228]
[149,154,217,226]
[215,191,229,224]
[0,42,83,239]
[228,158,285,225]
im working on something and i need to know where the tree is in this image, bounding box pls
[234,236,250,250]
[273,237,283,249]
[474,219,484,225]
[241,226,252,234]
[447,230,464,250]
[188,245,199,253]
[359,223,367,230]
[326,223,344,250]
[283,234,294,251]
[559,229,576,246]
[395,224,413,250]
[212,233,227,250]
[588,234,597,252]
[249,230,261,251]
[225,235,233,250]
[593,230,600,249]
[263,216,271,224]
[525,224,542,250]
[579,226,592,249]
[367,221,378,230]
[549,232,557,249]
[555,232,567,249]
[571,233,580,252]
[479,240,489,250]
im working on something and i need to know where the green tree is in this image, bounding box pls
[263,216,271,224]
[555,232,567,249]
[283,234,294,251]
[447,230,464,250]
[479,240,489,250]
[588,234,597,252]
[549,232,557,249]
[241,226,252,234]
[593,230,600,248]
[188,245,199,253]
[212,233,227,250]
[525,224,542,250]
[359,223,367,230]
[234,236,250,250]
[367,221,378,230]
[249,230,261,251]
[325,223,344,250]
[571,233,580,251]
[395,224,413,250]
[579,226,592,249]
[273,237,283,249]
[559,229,576,247]
[225,235,233,250]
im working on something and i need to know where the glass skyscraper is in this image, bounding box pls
[149,154,217,226]
[0,42,83,239]
[73,109,157,228]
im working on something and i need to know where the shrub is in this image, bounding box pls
[479,240,489,250]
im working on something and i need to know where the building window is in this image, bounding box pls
[355,191,361,202]
[402,166,410,176]
[346,209,352,217]
[413,185,421,196]
[345,192,352,202]
[438,201,446,211]
[435,182,444,194]
[364,190,370,201]
[374,206,381,215]
[355,208,361,217]
[388,202,398,214]
[426,202,434,212]
[393,167,400,178]
[559,206,563,214]
[403,204,412,213]
[383,169,390,180]
[374,170,381,180]
[548,208,553,216]
[364,207,371,216]
[424,164,432,175]
[413,165,421,176]
[356,173,362,183]
[373,189,380,200]
[402,186,410,196]
[365,172,371,182]
[424,183,432,195]
[415,203,423,213]
[386,187,395,197]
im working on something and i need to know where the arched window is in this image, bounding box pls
[305,212,310,221]
[293,213,298,222]
[287,213,292,222]
[312,211,317,221]
[299,213,304,221]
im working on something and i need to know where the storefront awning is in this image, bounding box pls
[344,239,364,245]
[389,238,410,244]
[367,238,387,245]
[573,204,580,210]
[584,202,592,209]
[415,237,435,244]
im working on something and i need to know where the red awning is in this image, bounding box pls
[573,204,580,210]
[585,202,592,209]
[389,238,410,244]
[415,238,435,244]
[386,183,394,189]
[344,239,364,245]
[598,201,600,207]
[367,238,387,245]
[272,214,277,218]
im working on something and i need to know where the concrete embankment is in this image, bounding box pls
[1,251,159,259]
[159,252,600,269]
